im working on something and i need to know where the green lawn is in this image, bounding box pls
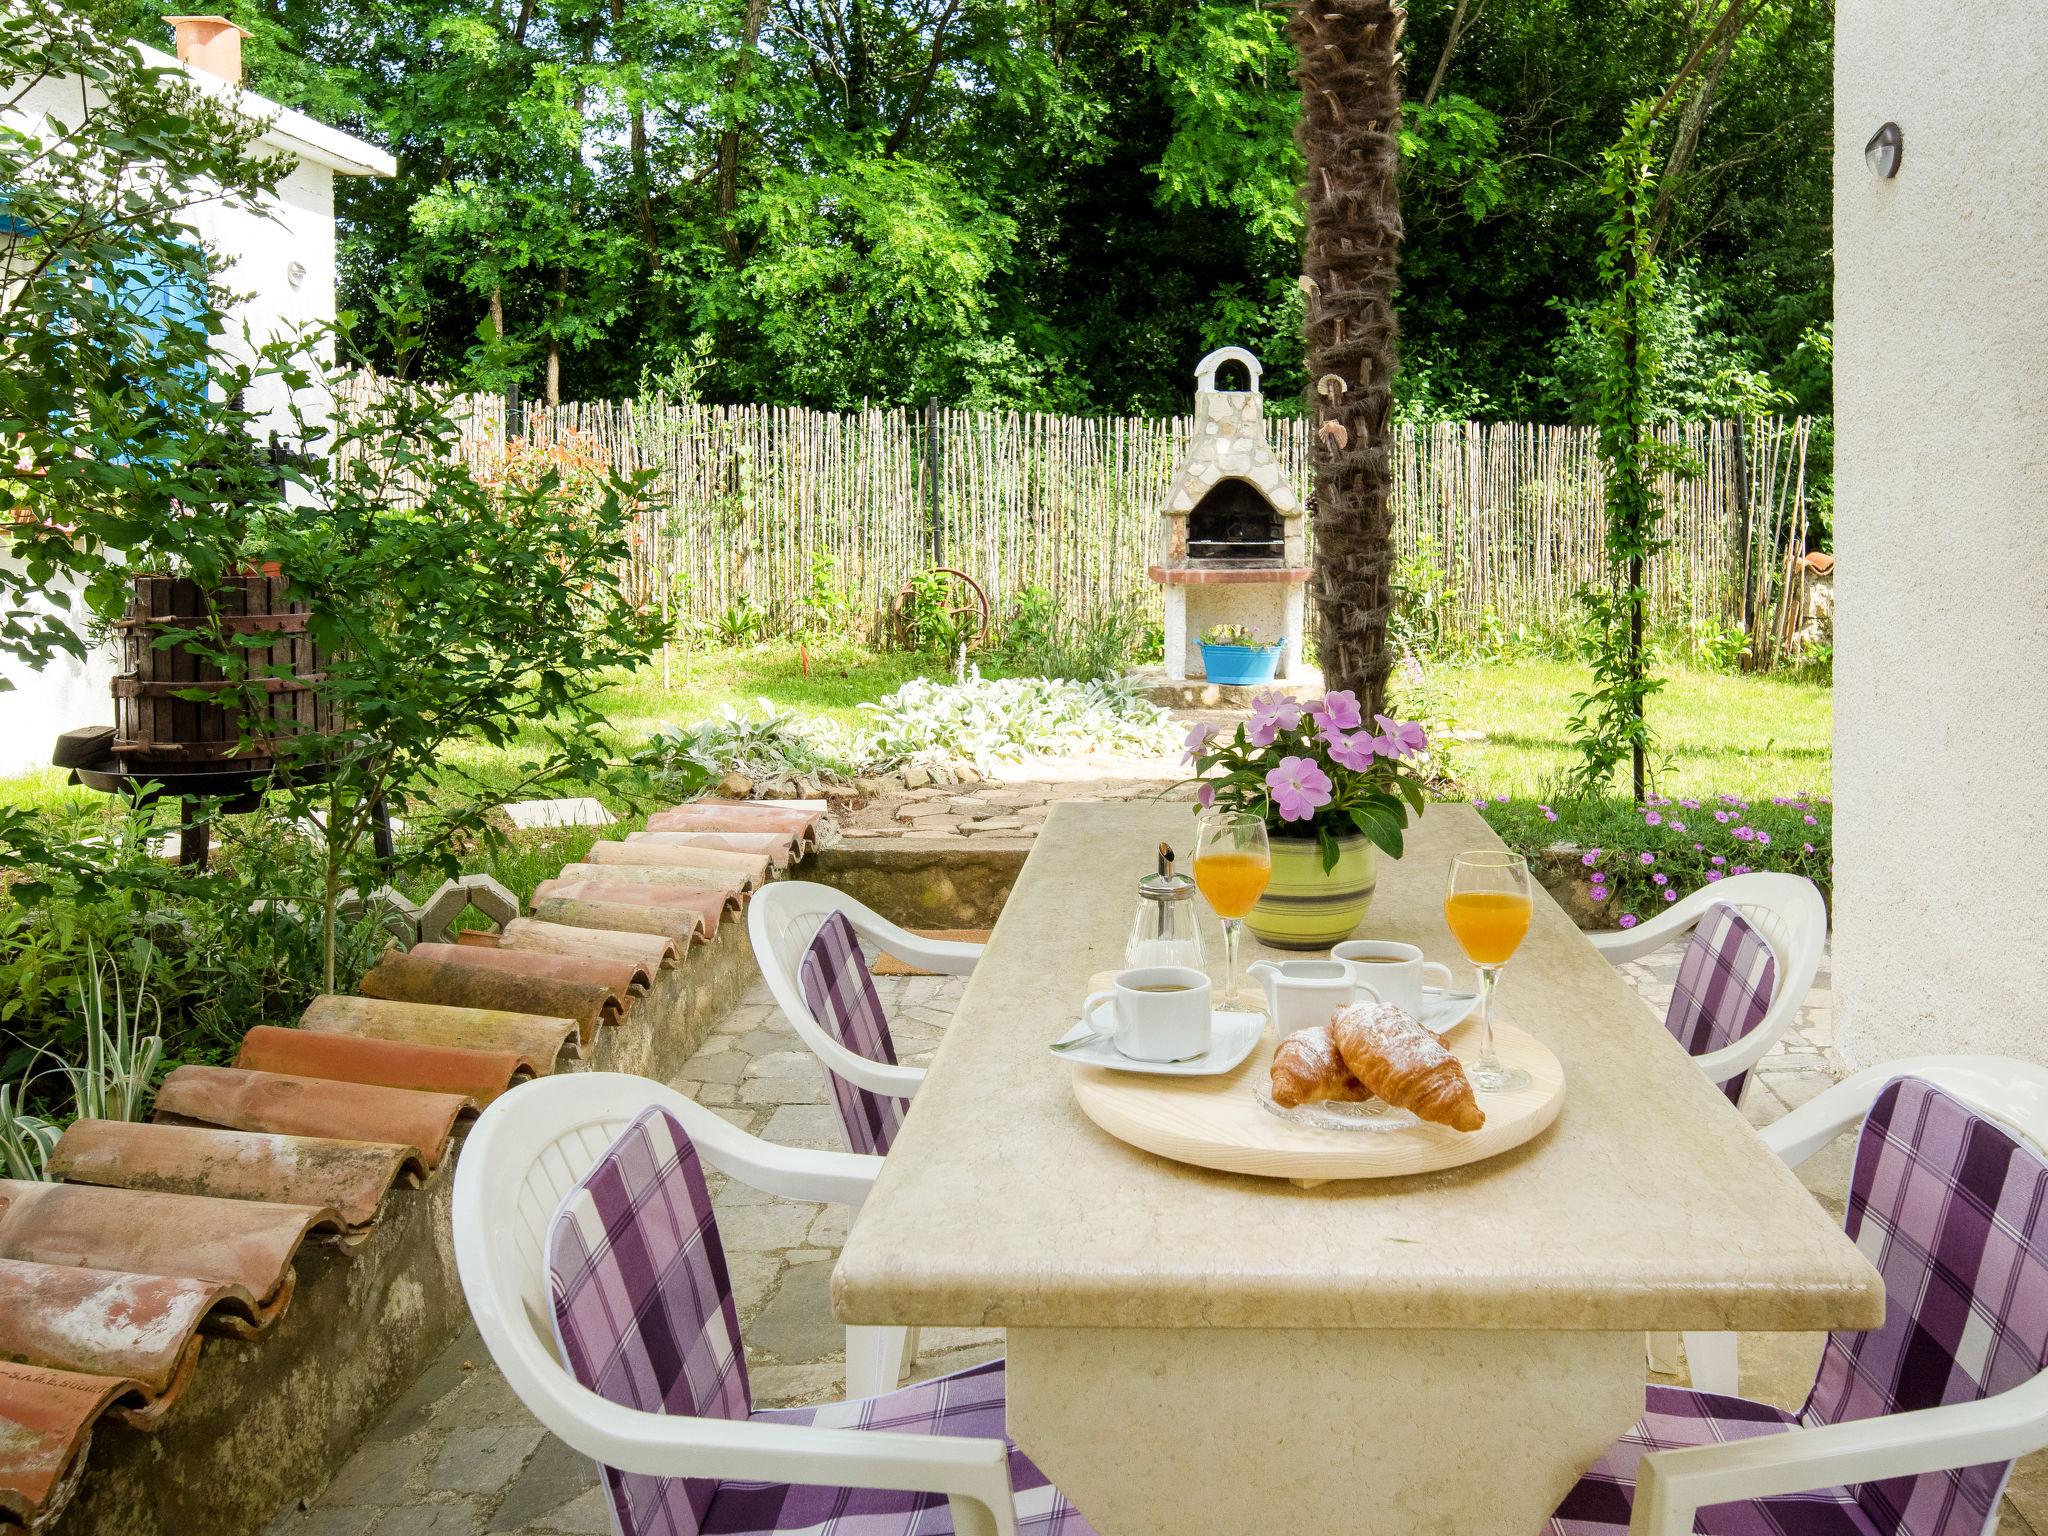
[1426,658,1831,802]
[0,644,1832,818]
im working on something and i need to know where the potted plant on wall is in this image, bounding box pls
[1183,691,1430,947]
[1198,623,1284,686]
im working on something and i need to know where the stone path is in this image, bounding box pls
[269,933,2048,1536]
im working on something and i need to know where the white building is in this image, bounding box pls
[1,15,394,772]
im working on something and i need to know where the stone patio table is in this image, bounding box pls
[832,802,1882,1536]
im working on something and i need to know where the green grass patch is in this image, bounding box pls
[1425,659,1830,801]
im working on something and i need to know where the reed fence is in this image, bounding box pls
[336,376,1816,653]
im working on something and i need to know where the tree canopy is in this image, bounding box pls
[105,0,1832,418]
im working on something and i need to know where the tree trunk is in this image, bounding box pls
[715,0,770,265]
[1290,0,1406,716]
[546,270,565,406]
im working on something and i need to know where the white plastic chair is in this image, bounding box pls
[747,886,982,1393]
[451,1072,963,1458]
[1589,871,1829,1102]
[748,882,983,1108]
[1620,1056,2048,1535]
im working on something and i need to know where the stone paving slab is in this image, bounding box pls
[265,932,2048,1536]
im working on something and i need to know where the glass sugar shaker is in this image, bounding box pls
[1125,843,1205,971]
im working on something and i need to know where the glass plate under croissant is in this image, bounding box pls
[1255,975,1489,1136]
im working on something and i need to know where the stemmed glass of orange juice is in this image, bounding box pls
[1192,812,1271,1011]
[1444,850,1535,1092]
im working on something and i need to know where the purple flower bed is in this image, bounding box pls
[1475,792,1832,929]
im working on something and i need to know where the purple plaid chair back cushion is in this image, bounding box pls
[797,911,907,1157]
[1663,902,1777,1103]
[1803,1078,2048,1536]
[548,1106,751,1536]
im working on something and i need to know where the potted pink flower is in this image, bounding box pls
[1183,689,1431,948]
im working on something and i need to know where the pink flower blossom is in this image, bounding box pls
[1543,809,1559,822]
[1472,798,1489,809]
[1312,690,1363,734]
[1195,781,1216,809]
[1662,889,1677,902]
[1246,691,1303,748]
[1619,914,1639,929]
[1651,873,1668,886]
[1644,810,1662,826]
[1802,842,1814,854]
[1756,831,1771,846]
[1639,851,1655,866]
[1732,864,1752,875]
[1706,870,1724,881]
[1327,731,1379,772]
[1733,825,1756,842]
[1591,885,1610,903]
[1670,820,1686,833]
[1714,810,1732,823]
[1266,756,1333,822]
[1181,721,1216,763]
[1581,851,1598,867]
[1373,715,1429,758]
[1803,814,1817,825]
[1710,855,1725,866]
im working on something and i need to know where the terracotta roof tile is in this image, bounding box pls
[644,800,822,848]
[0,1180,340,1323]
[46,1120,427,1232]
[0,1361,137,1531]
[585,841,772,885]
[356,953,616,1046]
[402,942,647,1007]
[153,1067,472,1170]
[528,880,740,938]
[0,1259,256,1423]
[546,862,754,899]
[626,828,798,869]
[491,917,678,972]
[299,994,581,1065]
[233,1028,534,1107]
[526,895,704,950]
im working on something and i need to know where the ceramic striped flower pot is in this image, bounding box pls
[1246,832,1380,950]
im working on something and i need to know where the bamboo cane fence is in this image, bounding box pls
[335,375,1815,654]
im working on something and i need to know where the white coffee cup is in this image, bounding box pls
[1081,965,1213,1062]
[1332,940,1455,1017]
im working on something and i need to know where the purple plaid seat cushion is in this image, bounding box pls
[798,910,908,1157]
[549,1106,751,1536]
[1664,902,1778,1103]
[1801,1077,2048,1535]
[1546,1384,1882,1535]
[708,1358,1096,1535]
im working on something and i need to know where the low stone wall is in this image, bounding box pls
[48,914,760,1536]
[808,839,1025,930]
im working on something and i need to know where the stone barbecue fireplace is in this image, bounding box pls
[1148,347,1309,681]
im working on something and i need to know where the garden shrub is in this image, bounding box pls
[1477,790,1831,929]
[996,586,1146,681]
[0,801,386,1094]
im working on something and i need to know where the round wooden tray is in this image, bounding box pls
[1069,1016,1565,1184]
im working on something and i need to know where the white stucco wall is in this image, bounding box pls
[1832,3,2048,1065]
[2,71,351,772]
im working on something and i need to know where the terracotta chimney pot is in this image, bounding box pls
[164,15,253,85]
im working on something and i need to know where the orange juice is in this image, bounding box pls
[1193,850,1271,919]
[1444,890,1532,965]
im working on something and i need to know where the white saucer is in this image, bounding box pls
[1049,1009,1266,1076]
[1418,988,1480,1034]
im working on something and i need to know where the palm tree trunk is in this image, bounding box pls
[1291,0,1406,715]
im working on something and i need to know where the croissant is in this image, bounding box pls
[1268,1025,1373,1108]
[1330,1001,1486,1132]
